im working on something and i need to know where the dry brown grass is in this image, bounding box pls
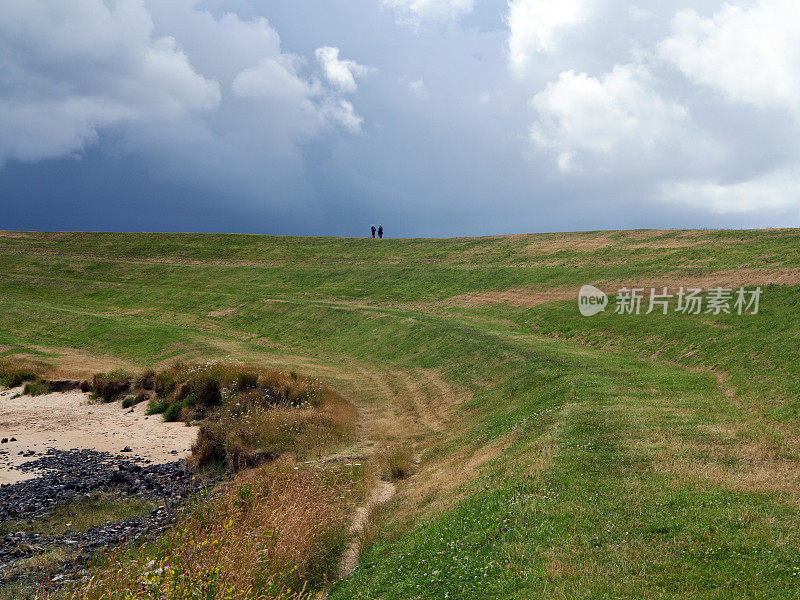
[59,463,364,600]
[612,371,800,506]
[0,347,136,380]
[183,363,357,471]
[92,369,132,402]
[190,390,356,470]
[523,231,619,255]
[387,432,532,525]
[388,369,465,433]
[446,287,577,307]
[377,442,415,481]
[520,229,795,257]
[206,307,239,318]
[641,425,800,502]
[0,357,45,387]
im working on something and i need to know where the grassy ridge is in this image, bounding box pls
[1,230,800,598]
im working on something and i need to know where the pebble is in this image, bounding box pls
[0,448,217,587]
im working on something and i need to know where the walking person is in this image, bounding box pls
[378,224,383,239]
[371,224,376,238]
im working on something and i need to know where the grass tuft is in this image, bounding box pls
[163,399,187,422]
[92,369,131,402]
[22,379,50,396]
[0,361,39,388]
[133,368,156,391]
[379,443,415,481]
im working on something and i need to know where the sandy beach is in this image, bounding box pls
[0,387,197,484]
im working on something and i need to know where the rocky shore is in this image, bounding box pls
[0,448,212,587]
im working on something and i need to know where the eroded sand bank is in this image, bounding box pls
[0,387,197,484]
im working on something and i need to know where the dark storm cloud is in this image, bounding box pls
[1,0,798,236]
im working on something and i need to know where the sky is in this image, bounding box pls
[1,0,799,237]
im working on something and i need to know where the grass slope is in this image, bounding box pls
[1,229,800,599]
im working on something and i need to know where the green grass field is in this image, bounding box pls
[2,229,800,599]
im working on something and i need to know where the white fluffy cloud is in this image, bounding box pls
[530,64,703,172]
[232,55,314,101]
[659,0,800,118]
[514,1,800,216]
[0,0,220,162]
[506,0,590,73]
[231,45,371,133]
[0,0,372,165]
[661,168,800,213]
[651,0,800,214]
[315,46,373,93]
[383,0,474,23]
[319,99,364,133]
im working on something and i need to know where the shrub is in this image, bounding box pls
[92,369,131,402]
[150,372,222,423]
[23,379,50,397]
[123,390,150,409]
[190,420,278,471]
[190,394,354,472]
[136,362,355,473]
[163,400,187,422]
[133,368,155,391]
[172,381,191,404]
[178,405,197,424]
[146,398,168,415]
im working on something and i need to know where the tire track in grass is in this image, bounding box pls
[390,369,444,434]
[418,368,467,429]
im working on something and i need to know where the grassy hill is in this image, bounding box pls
[2,229,800,599]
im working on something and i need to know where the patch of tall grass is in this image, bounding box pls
[92,369,132,402]
[133,368,155,391]
[22,379,50,396]
[0,359,41,388]
[58,460,365,599]
[136,362,355,470]
[379,443,415,481]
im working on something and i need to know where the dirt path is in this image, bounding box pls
[0,387,197,484]
[319,478,396,598]
[338,479,396,579]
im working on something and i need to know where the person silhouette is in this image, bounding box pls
[378,224,383,239]
[371,224,376,238]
